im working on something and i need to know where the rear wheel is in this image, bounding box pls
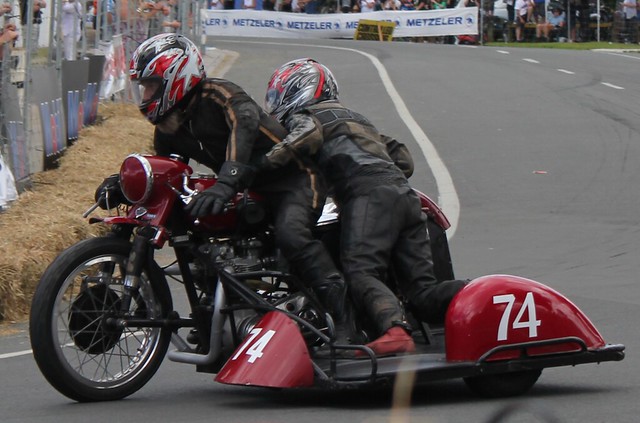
[463,369,542,398]
[29,237,172,402]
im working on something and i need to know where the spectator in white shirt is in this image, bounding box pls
[61,0,82,60]
[514,0,533,41]
[360,0,376,12]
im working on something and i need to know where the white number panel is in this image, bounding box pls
[231,328,277,363]
[493,292,541,341]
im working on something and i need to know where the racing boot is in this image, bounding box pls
[331,299,362,345]
[314,273,347,322]
[356,325,416,357]
[315,274,357,345]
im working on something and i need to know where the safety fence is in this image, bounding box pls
[0,0,205,207]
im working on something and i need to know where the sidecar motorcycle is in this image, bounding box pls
[29,154,625,402]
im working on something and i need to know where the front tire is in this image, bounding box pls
[29,237,172,402]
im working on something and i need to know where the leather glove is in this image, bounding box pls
[185,161,255,217]
[381,134,414,179]
[185,181,236,217]
[94,174,129,210]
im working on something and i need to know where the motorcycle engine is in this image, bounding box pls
[195,235,325,345]
[233,293,325,346]
[199,237,278,274]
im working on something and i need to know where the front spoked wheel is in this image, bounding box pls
[29,237,172,402]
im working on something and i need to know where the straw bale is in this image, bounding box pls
[0,102,154,322]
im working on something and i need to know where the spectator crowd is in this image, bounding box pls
[517,0,638,43]
[0,0,637,64]
[211,0,459,13]
[201,0,638,44]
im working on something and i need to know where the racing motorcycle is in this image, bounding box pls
[29,153,625,403]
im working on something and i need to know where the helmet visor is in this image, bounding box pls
[131,78,163,109]
[264,88,280,116]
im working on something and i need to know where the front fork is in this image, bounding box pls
[117,229,215,354]
[120,231,153,313]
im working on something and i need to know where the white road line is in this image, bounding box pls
[594,50,640,60]
[523,58,540,64]
[557,69,575,74]
[601,82,624,90]
[496,50,510,54]
[222,40,461,237]
[0,349,32,359]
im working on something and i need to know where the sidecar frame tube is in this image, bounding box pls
[167,279,228,366]
[166,269,298,367]
[323,341,625,388]
[109,316,194,330]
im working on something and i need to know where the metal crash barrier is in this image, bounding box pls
[0,0,205,203]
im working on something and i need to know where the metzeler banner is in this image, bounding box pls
[201,8,479,39]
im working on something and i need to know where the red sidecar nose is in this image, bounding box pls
[215,311,315,388]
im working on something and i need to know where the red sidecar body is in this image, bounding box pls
[215,274,624,396]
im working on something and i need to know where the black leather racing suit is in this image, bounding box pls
[263,100,465,333]
[153,79,342,302]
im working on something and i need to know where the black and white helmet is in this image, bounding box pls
[129,34,206,124]
[264,58,339,123]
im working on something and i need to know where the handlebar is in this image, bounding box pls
[83,171,198,218]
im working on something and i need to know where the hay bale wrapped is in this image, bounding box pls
[0,103,154,322]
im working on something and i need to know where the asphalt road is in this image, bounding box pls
[2,39,639,422]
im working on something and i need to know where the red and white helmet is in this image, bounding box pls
[129,34,206,124]
[264,58,339,123]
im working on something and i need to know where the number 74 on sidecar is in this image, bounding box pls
[216,273,625,397]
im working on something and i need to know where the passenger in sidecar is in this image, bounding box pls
[261,58,467,357]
